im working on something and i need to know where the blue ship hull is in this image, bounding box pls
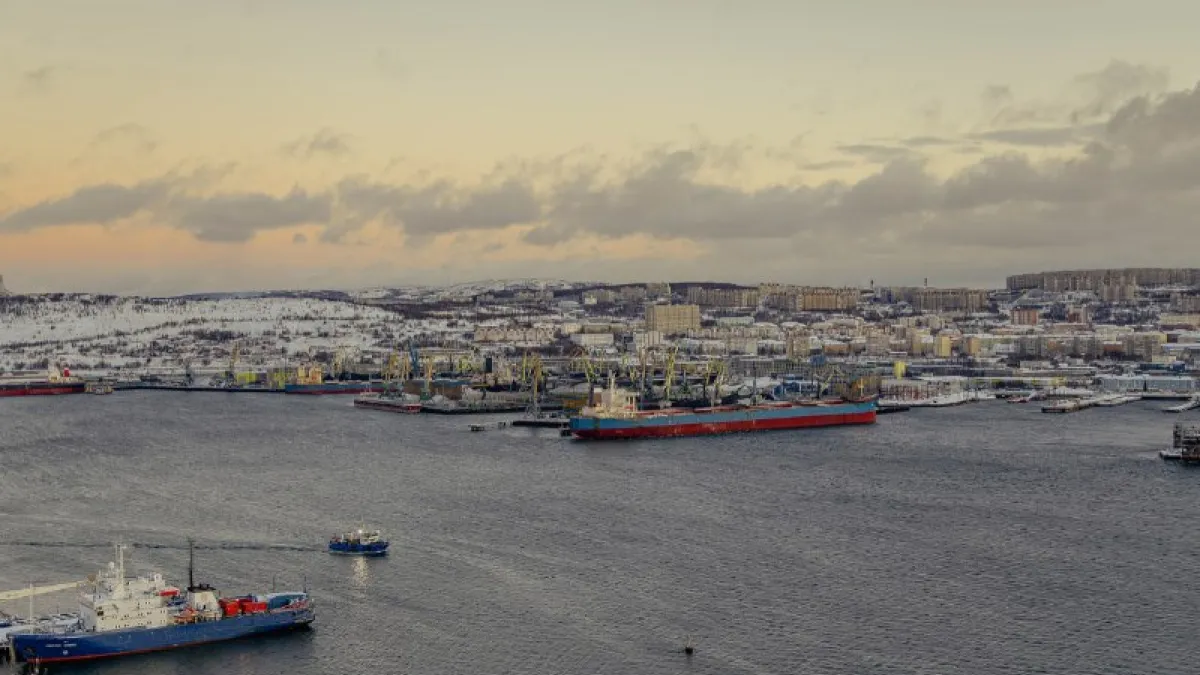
[12,607,314,664]
[328,541,389,556]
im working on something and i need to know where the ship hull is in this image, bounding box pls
[284,382,383,395]
[12,608,313,664]
[327,541,389,556]
[0,382,86,397]
[570,400,876,440]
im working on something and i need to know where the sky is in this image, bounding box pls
[3,0,1200,295]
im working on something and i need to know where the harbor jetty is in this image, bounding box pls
[1163,395,1200,413]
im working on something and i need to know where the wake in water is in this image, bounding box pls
[0,541,320,552]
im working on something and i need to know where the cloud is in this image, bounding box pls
[1071,59,1169,122]
[898,135,959,148]
[91,123,158,154]
[281,128,353,159]
[173,188,332,242]
[0,180,172,231]
[329,176,541,242]
[22,65,57,90]
[801,160,857,171]
[966,125,1102,147]
[5,63,1200,288]
[835,143,912,163]
[981,85,1014,110]
[0,176,330,243]
[515,78,1200,264]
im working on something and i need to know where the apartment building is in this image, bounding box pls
[645,304,701,335]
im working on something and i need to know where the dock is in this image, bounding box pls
[511,417,571,429]
[115,383,284,394]
[421,401,564,415]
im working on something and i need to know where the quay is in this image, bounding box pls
[421,400,564,415]
[511,416,571,428]
[115,383,284,394]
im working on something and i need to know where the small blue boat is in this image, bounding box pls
[328,528,389,556]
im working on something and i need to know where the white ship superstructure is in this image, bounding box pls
[79,545,180,632]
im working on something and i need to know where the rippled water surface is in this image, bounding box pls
[1,393,1196,674]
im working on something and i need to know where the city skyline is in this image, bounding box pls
[3,1,1200,294]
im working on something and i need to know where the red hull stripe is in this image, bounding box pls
[0,385,85,397]
[573,411,876,439]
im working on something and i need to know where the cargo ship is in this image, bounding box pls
[0,367,85,398]
[569,373,876,440]
[11,542,313,665]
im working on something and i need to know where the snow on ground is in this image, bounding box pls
[0,295,475,374]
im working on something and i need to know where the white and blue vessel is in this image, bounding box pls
[328,528,389,556]
[11,542,313,665]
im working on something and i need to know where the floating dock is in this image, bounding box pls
[511,417,571,428]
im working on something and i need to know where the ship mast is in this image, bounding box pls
[187,538,195,590]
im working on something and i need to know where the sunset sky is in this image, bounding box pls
[3,0,1200,294]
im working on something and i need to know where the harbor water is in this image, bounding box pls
[0,393,1196,674]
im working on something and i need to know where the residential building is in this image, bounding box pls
[645,304,701,335]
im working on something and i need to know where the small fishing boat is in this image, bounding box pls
[328,528,389,556]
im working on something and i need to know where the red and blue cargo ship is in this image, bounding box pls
[0,368,85,397]
[569,374,876,439]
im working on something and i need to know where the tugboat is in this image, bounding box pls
[327,528,389,556]
[1160,422,1200,464]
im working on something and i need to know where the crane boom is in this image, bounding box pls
[0,581,84,602]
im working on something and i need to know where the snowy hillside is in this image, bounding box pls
[0,295,468,375]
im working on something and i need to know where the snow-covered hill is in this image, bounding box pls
[0,295,467,374]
